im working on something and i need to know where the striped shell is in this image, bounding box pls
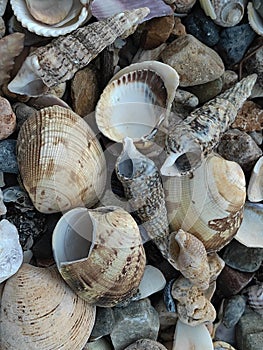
[0,263,96,350]
[17,105,106,213]
[52,206,146,307]
[246,283,263,315]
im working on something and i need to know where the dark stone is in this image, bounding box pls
[184,8,220,47]
[216,24,257,67]
[0,139,18,173]
[222,295,246,328]
[90,307,115,339]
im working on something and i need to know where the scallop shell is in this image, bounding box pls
[168,229,210,290]
[161,74,257,176]
[246,282,263,315]
[52,206,146,307]
[0,97,16,141]
[115,137,170,258]
[0,263,96,350]
[16,105,106,214]
[199,0,246,27]
[164,153,246,252]
[247,156,263,202]
[10,0,90,37]
[8,8,150,96]
[248,1,263,36]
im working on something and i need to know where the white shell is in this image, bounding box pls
[248,1,263,36]
[136,265,166,300]
[0,189,6,215]
[247,156,263,202]
[0,219,23,284]
[10,0,90,37]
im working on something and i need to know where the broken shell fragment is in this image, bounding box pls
[0,97,16,140]
[246,282,263,315]
[248,1,263,36]
[247,156,263,202]
[136,265,166,300]
[52,206,146,307]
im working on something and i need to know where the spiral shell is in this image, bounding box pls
[246,283,263,315]
[0,263,96,350]
[248,1,263,36]
[17,105,106,213]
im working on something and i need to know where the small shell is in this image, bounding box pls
[0,97,16,141]
[246,283,263,315]
[248,1,263,36]
[213,341,237,349]
[207,252,225,283]
[168,229,210,290]
[136,265,166,300]
[0,263,96,350]
[0,189,6,215]
[16,106,106,213]
[52,206,146,307]
[247,156,263,202]
[174,0,197,13]
[124,339,167,350]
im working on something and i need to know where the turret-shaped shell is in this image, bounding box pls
[16,105,106,213]
[8,8,150,96]
[52,206,146,307]
[115,137,170,257]
[200,0,246,27]
[168,229,210,290]
[164,153,246,252]
[161,74,257,176]
[0,263,96,350]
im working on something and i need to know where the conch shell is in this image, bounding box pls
[8,8,150,96]
[164,153,246,252]
[0,263,96,350]
[52,206,146,307]
[16,105,106,213]
[161,74,257,176]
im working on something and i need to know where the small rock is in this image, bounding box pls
[248,130,263,146]
[12,102,36,130]
[222,295,246,328]
[161,34,225,87]
[90,307,115,339]
[0,16,5,38]
[172,17,186,36]
[244,45,263,88]
[83,338,113,350]
[124,339,167,350]
[222,239,263,273]
[174,0,196,13]
[232,101,263,132]
[186,76,223,104]
[0,97,16,140]
[221,70,238,92]
[244,332,263,350]
[0,139,18,174]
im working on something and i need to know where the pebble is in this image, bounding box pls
[186,76,223,104]
[123,339,167,350]
[248,130,263,146]
[110,298,160,350]
[0,139,18,173]
[183,7,220,47]
[90,307,115,339]
[216,129,263,174]
[221,70,238,92]
[0,16,5,38]
[216,24,257,67]
[11,102,36,130]
[172,17,186,36]
[231,101,263,132]
[0,96,16,140]
[222,239,263,273]
[83,337,113,350]
[222,295,246,328]
[160,34,225,87]
[244,45,263,88]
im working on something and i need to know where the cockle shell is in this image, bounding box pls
[0,97,16,140]
[247,156,263,202]
[248,1,263,36]
[8,7,150,97]
[52,206,146,307]
[115,137,170,258]
[199,0,246,27]
[16,105,106,214]
[0,263,96,350]
[161,74,257,176]
[246,282,263,315]
[168,229,210,290]
[164,153,246,252]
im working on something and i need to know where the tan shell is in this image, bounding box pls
[0,96,16,140]
[165,153,246,252]
[0,263,96,350]
[52,206,146,307]
[207,252,225,283]
[17,105,106,213]
[124,339,167,349]
[213,341,237,349]
[168,229,210,290]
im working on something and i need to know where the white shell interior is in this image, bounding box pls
[137,265,166,300]
[247,156,263,202]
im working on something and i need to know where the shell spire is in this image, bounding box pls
[161,74,257,176]
[8,7,150,97]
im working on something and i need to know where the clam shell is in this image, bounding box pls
[17,105,106,213]
[247,156,263,202]
[248,1,263,36]
[0,263,96,350]
[246,283,263,315]
[52,206,146,307]
[165,153,246,252]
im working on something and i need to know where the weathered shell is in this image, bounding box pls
[247,156,263,202]
[248,1,263,36]
[10,0,90,37]
[16,105,106,214]
[0,219,23,284]
[124,339,167,349]
[136,265,166,300]
[213,341,237,349]
[164,153,246,252]
[246,282,263,315]
[207,252,225,283]
[115,137,170,257]
[174,0,197,13]
[168,229,210,290]
[200,0,246,27]
[52,206,146,307]
[161,74,257,176]
[0,97,16,141]
[0,263,96,350]
[8,8,150,96]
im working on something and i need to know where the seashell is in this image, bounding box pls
[10,0,90,37]
[0,97,16,141]
[124,339,167,349]
[164,278,177,312]
[0,33,25,86]
[174,0,197,14]
[252,0,263,17]
[207,252,225,283]
[172,320,213,350]
[247,156,263,202]
[135,265,166,300]
[234,202,263,248]
[248,1,263,36]
[0,263,96,350]
[132,44,167,64]
[161,74,257,176]
[213,341,237,349]
[0,219,23,284]
[8,8,150,97]
[164,153,246,252]
[115,137,170,258]
[246,282,263,315]
[52,206,146,307]
[0,188,6,215]
[168,229,210,290]
[16,105,106,214]
[199,0,246,27]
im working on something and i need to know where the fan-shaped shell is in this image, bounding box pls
[17,105,106,214]
[165,153,246,252]
[0,263,96,350]
[52,206,146,307]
